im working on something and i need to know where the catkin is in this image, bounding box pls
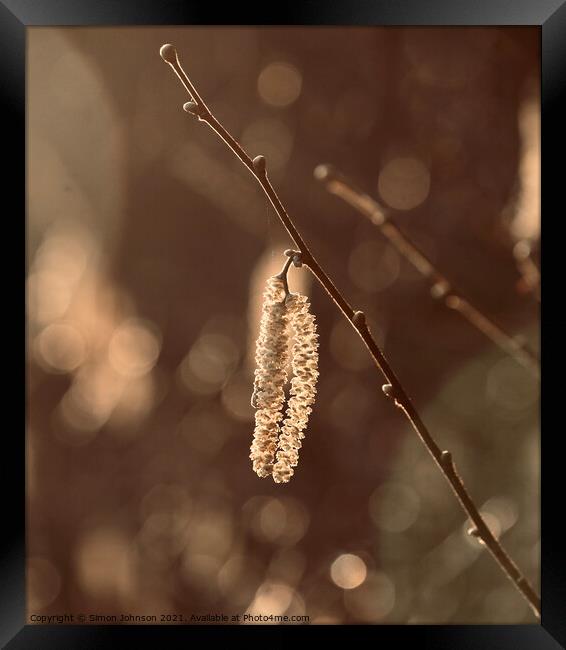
[272,293,319,483]
[250,275,319,483]
[249,276,290,478]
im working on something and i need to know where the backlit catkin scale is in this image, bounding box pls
[250,276,319,483]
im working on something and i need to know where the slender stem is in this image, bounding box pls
[159,44,541,619]
[275,254,294,296]
[314,164,540,380]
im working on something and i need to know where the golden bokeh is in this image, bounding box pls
[330,554,368,590]
[75,527,136,601]
[378,156,431,210]
[257,62,303,108]
[369,482,421,533]
[343,572,395,622]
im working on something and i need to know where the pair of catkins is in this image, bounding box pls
[250,272,319,483]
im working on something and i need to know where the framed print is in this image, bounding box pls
[2,1,564,647]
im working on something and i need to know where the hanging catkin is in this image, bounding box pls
[272,293,319,483]
[250,274,319,483]
[249,276,290,478]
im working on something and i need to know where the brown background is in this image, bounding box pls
[27,27,540,624]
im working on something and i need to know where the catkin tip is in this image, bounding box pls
[160,43,178,64]
[273,463,293,483]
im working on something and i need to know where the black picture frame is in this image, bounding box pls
[2,1,562,647]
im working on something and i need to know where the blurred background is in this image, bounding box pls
[27,27,540,624]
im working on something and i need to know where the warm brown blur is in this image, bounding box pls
[27,27,540,624]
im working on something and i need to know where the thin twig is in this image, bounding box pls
[275,249,301,297]
[159,44,541,619]
[314,164,540,380]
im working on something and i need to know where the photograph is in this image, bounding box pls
[25,25,541,627]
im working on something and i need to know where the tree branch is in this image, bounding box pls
[314,164,540,380]
[159,43,540,620]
